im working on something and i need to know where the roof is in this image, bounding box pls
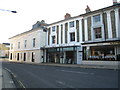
[9,20,48,39]
[48,3,120,26]
[9,3,120,39]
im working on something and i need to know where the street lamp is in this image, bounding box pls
[0,9,17,13]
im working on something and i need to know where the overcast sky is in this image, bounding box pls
[0,0,118,43]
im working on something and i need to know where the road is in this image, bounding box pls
[2,62,118,88]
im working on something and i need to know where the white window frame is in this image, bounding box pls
[69,21,74,28]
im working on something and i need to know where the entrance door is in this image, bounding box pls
[23,53,26,61]
[17,53,19,61]
[66,51,74,64]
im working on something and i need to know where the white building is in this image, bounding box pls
[9,1,120,65]
[41,2,120,65]
[9,20,46,63]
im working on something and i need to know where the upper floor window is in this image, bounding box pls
[18,42,20,49]
[52,26,56,32]
[52,36,56,44]
[93,14,101,23]
[24,40,27,48]
[11,43,13,49]
[70,32,75,42]
[33,38,36,47]
[94,27,102,39]
[69,21,74,28]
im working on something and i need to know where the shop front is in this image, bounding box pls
[83,42,120,61]
[42,46,82,64]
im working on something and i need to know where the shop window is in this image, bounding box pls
[69,21,74,28]
[94,27,102,39]
[52,26,56,32]
[52,36,56,44]
[93,14,101,23]
[70,32,75,42]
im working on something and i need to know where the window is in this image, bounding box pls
[33,38,36,47]
[10,53,12,60]
[93,14,101,23]
[11,43,13,49]
[69,21,74,28]
[18,42,20,49]
[52,36,56,44]
[94,27,102,39]
[23,53,26,61]
[52,26,56,32]
[24,40,27,48]
[70,32,75,41]
[17,53,19,60]
[32,52,35,62]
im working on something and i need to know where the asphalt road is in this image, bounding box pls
[2,62,118,88]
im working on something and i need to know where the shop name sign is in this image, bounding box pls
[110,42,120,45]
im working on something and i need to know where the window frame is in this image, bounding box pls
[24,40,27,48]
[52,26,56,32]
[69,21,74,28]
[18,42,20,49]
[70,32,75,42]
[94,27,102,39]
[52,36,56,44]
[33,38,36,47]
[93,14,101,23]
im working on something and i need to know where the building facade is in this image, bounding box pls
[41,3,120,65]
[9,21,46,63]
[9,2,120,65]
[0,43,10,58]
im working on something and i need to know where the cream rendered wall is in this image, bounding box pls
[9,28,46,63]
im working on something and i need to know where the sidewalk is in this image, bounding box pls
[2,68,16,89]
[36,63,120,70]
[10,61,119,70]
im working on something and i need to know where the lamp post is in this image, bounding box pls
[0,9,17,13]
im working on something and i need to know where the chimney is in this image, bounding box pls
[113,0,118,5]
[85,5,91,13]
[64,13,71,19]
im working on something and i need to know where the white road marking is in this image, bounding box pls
[19,81,26,88]
[56,69,94,75]
[56,80,65,85]
[9,81,14,83]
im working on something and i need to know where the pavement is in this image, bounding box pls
[9,61,119,70]
[2,68,16,89]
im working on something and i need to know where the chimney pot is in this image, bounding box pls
[85,5,91,13]
[64,13,71,19]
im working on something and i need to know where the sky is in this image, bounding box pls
[0,0,118,43]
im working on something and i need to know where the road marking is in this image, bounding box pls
[19,81,26,88]
[9,81,14,83]
[56,80,65,85]
[56,69,94,75]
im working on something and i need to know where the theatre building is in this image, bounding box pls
[9,20,46,63]
[42,2,120,64]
